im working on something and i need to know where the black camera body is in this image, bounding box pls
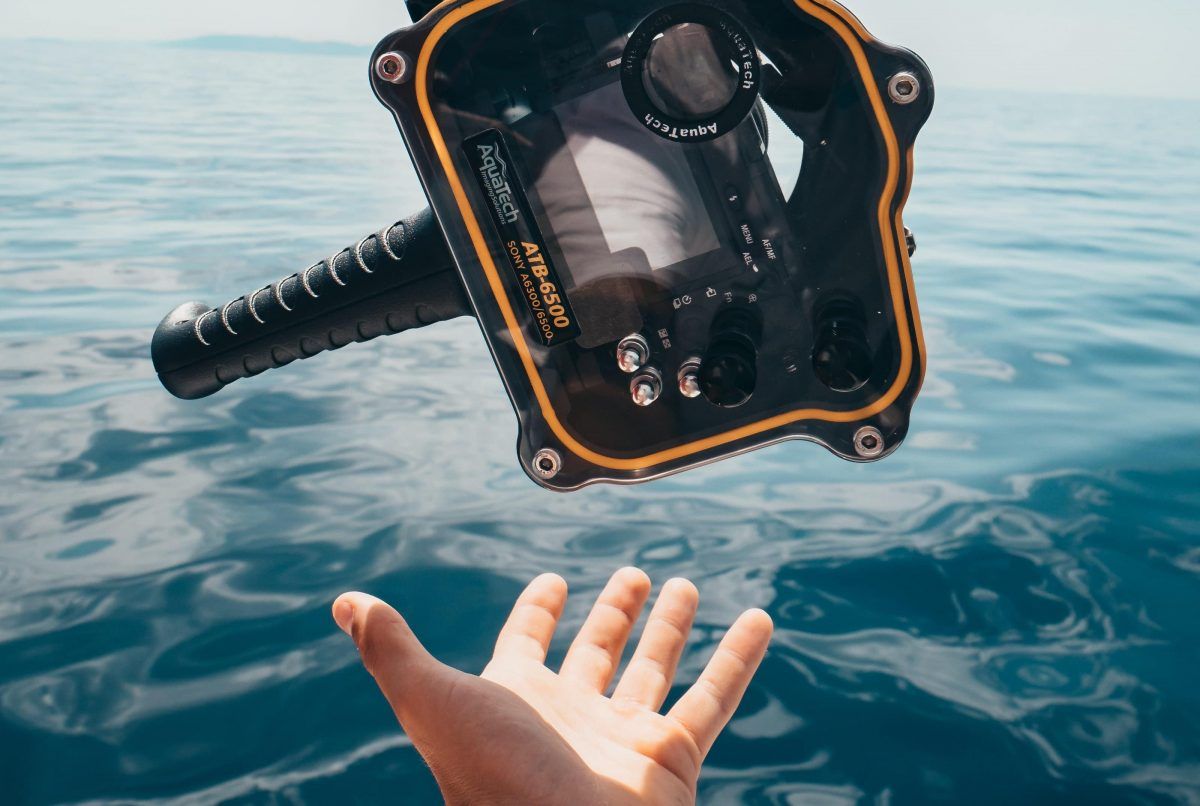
[371,0,933,489]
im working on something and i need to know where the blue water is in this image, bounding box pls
[2,39,1199,804]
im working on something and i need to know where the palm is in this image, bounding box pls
[335,569,773,805]
[479,655,699,803]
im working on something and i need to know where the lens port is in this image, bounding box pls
[644,23,740,121]
[621,4,761,143]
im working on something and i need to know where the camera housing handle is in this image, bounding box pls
[151,209,471,400]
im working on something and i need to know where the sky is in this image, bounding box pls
[3,0,1198,100]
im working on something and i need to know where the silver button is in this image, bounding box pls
[678,359,703,399]
[616,334,650,374]
[630,368,663,407]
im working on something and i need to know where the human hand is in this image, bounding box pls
[332,568,773,805]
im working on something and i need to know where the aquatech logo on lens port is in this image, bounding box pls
[643,113,719,140]
[477,143,520,224]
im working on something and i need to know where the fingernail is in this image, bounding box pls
[332,599,355,636]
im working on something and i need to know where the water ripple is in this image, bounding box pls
[1,41,1199,804]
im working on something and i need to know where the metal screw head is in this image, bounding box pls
[854,426,886,459]
[888,72,920,105]
[616,334,650,374]
[375,52,411,84]
[532,448,562,480]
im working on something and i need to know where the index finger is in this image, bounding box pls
[667,609,773,758]
[493,573,569,663]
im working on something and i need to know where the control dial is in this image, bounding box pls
[699,309,760,408]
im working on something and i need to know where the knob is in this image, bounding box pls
[700,309,760,408]
[812,297,873,393]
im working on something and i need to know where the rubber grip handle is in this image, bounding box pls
[152,208,472,400]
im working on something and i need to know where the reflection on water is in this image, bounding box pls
[2,40,1199,804]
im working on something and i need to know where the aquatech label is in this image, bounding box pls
[464,130,580,347]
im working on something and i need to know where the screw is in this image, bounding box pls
[375,52,411,84]
[888,72,920,105]
[854,426,886,459]
[532,448,562,480]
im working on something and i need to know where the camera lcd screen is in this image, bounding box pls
[547,82,721,273]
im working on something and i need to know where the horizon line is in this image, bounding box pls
[3,35,1197,104]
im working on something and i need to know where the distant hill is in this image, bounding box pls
[164,35,365,57]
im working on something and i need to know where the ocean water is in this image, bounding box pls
[2,38,1199,804]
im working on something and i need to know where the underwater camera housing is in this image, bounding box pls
[151,0,933,491]
[371,0,933,488]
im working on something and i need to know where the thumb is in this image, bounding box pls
[332,592,452,724]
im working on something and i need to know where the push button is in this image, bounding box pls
[678,359,703,399]
[631,367,663,407]
[616,334,650,374]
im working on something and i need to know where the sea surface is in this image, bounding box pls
[2,39,1199,805]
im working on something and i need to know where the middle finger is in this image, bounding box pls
[559,567,652,692]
